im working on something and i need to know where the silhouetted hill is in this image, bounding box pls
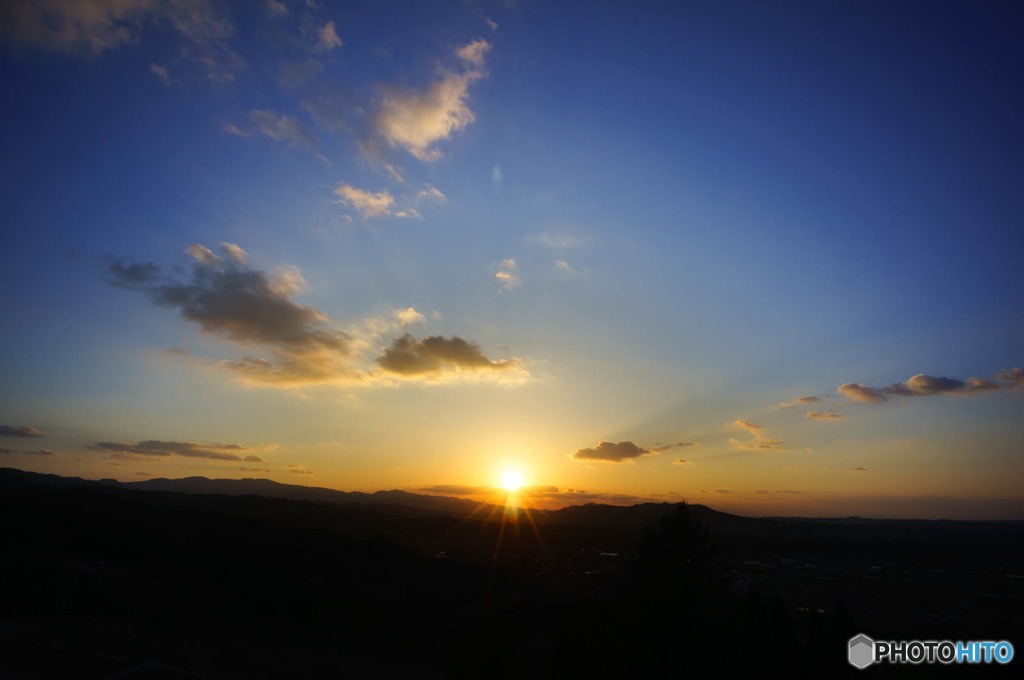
[127,474,761,534]
[2,466,1022,678]
[543,500,754,532]
[127,474,491,517]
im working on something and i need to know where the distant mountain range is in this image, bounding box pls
[0,467,744,531]
[4,468,1020,542]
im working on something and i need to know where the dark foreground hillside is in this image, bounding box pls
[2,468,1022,678]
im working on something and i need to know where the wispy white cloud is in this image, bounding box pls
[494,258,521,290]
[806,411,843,420]
[149,62,170,82]
[553,259,583,275]
[315,21,341,51]
[777,395,820,410]
[219,242,247,265]
[331,183,446,220]
[227,110,318,149]
[730,420,785,451]
[416,185,447,205]
[527,231,590,249]
[249,109,317,147]
[185,243,221,265]
[375,39,491,161]
[266,0,288,19]
[395,307,426,326]
[333,184,394,218]
[732,419,762,434]
[456,38,490,68]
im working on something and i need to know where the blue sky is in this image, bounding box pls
[1,1,1022,518]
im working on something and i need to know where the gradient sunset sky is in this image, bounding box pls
[1,1,1022,518]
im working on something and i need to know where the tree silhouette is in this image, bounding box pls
[631,502,716,600]
[622,503,744,676]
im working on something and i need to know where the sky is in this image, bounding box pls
[1,0,1022,519]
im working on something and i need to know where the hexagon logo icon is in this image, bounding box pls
[848,634,875,669]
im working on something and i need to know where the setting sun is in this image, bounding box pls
[499,470,525,492]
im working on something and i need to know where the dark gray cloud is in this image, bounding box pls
[109,243,524,386]
[243,454,265,463]
[0,447,58,455]
[0,425,43,437]
[88,440,254,461]
[108,243,359,385]
[0,0,243,81]
[377,334,521,377]
[108,243,343,350]
[839,368,1023,403]
[997,367,1024,386]
[107,260,160,288]
[652,441,698,451]
[848,467,868,472]
[156,263,342,352]
[572,440,652,463]
[106,452,163,462]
